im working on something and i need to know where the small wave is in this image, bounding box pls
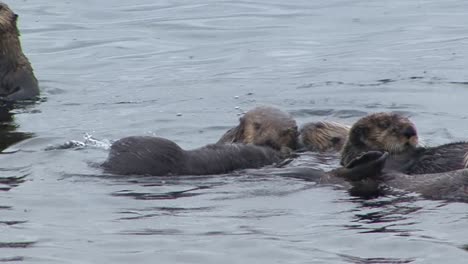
[44,133,112,151]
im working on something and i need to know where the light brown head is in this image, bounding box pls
[0,3,19,36]
[341,112,418,166]
[299,121,350,152]
[218,106,299,151]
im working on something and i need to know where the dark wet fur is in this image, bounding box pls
[341,151,468,203]
[0,2,39,101]
[247,151,388,198]
[401,142,468,174]
[102,136,283,176]
[381,169,468,203]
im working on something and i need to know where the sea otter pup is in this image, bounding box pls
[102,136,284,176]
[0,2,39,101]
[340,112,468,174]
[299,121,349,152]
[217,106,298,153]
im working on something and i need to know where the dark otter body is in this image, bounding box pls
[0,3,39,101]
[299,121,349,152]
[381,169,468,202]
[342,151,468,203]
[102,136,283,176]
[246,151,387,198]
[399,142,468,174]
[218,106,298,152]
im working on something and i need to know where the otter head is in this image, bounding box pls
[341,112,418,166]
[0,3,19,36]
[299,121,350,152]
[234,106,299,152]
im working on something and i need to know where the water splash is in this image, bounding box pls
[44,133,112,151]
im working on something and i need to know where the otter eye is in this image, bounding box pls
[331,137,341,144]
[253,122,261,130]
[378,122,389,129]
[281,129,291,136]
[315,123,324,129]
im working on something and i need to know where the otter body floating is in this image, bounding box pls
[0,2,39,101]
[102,136,283,176]
[340,112,468,174]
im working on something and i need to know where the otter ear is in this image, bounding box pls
[231,117,246,142]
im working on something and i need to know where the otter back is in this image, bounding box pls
[102,136,283,176]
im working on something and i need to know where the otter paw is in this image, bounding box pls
[339,151,389,182]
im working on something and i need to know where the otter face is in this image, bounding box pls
[238,106,299,151]
[0,3,18,35]
[300,121,350,152]
[346,112,418,154]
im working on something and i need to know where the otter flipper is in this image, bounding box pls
[3,68,39,101]
[336,151,389,181]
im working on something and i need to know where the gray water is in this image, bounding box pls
[1,0,468,263]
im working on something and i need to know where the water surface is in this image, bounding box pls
[1,0,468,263]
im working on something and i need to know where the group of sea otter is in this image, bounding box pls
[1,2,467,203]
[102,106,468,203]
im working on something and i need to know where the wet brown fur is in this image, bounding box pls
[299,121,349,152]
[341,112,468,174]
[0,2,38,100]
[340,112,418,166]
[403,142,468,174]
[217,106,299,152]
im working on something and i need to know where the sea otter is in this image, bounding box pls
[217,106,298,153]
[299,121,349,152]
[101,136,285,176]
[340,112,468,174]
[341,151,468,203]
[0,2,39,101]
[340,112,418,166]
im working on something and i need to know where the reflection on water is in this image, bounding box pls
[0,105,33,153]
[0,104,33,193]
[112,186,211,200]
[338,253,414,264]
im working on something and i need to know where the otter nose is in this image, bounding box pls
[403,126,417,138]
